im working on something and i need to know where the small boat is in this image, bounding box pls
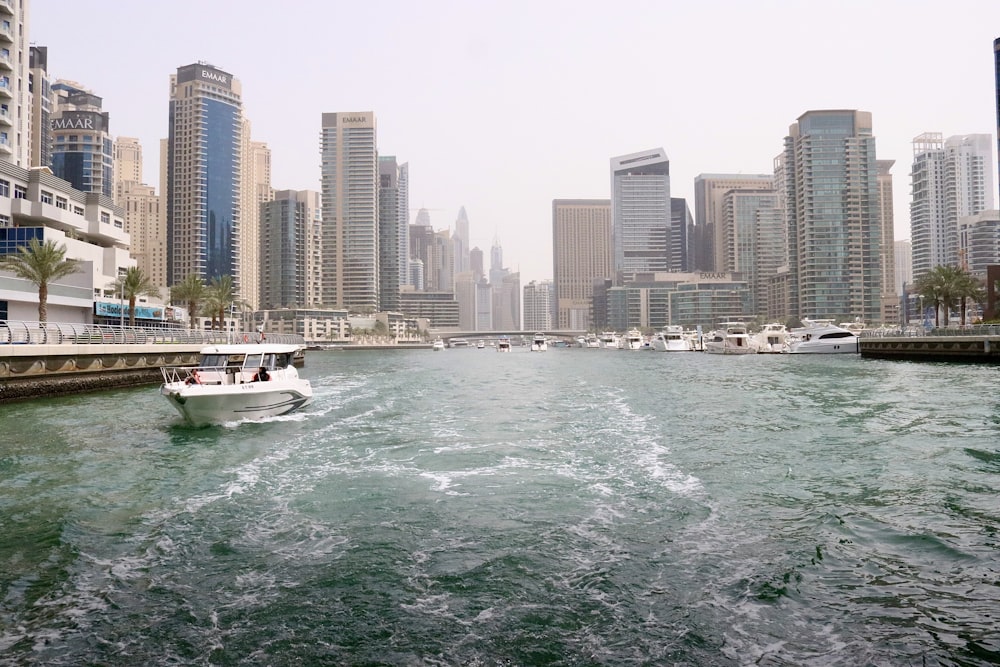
[477,339,485,349]
[752,323,790,354]
[652,325,691,352]
[450,339,470,348]
[623,328,644,350]
[530,332,548,352]
[598,332,619,349]
[704,322,756,355]
[160,343,312,427]
[788,319,859,354]
[432,338,446,351]
[497,336,512,352]
[583,334,601,349]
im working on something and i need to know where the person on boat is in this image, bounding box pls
[252,366,270,382]
[185,370,202,385]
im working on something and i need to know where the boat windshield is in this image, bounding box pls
[200,353,228,368]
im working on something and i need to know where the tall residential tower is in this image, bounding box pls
[610,148,671,280]
[320,111,379,311]
[166,63,243,291]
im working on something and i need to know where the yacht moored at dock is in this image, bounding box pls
[530,333,548,351]
[788,319,859,354]
[704,322,755,355]
[652,325,692,352]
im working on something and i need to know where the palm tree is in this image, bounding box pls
[913,265,973,327]
[111,267,161,327]
[170,273,206,330]
[205,275,237,331]
[955,271,985,326]
[0,238,81,322]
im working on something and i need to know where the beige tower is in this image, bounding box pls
[114,137,166,292]
[552,199,612,330]
[693,174,774,272]
[1,0,30,166]
[240,118,272,311]
[876,159,896,324]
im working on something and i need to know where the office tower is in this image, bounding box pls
[379,156,406,312]
[693,174,774,272]
[610,148,670,280]
[166,63,243,293]
[670,197,693,272]
[28,46,52,169]
[48,81,113,197]
[910,133,994,278]
[779,110,882,323]
[552,199,611,330]
[320,111,378,311]
[453,206,470,276]
[470,246,484,281]
[493,272,520,330]
[721,190,780,316]
[241,132,272,310]
[260,190,319,309]
[0,0,28,166]
[523,280,553,331]
[995,37,999,200]
[894,240,912,296]
[114,137,165,290]
[397,163,409,287]
[475,278,492,329]
[454,271,477,329]
[434,228,454,292]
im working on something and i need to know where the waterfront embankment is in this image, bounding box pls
[859,331,1000,362]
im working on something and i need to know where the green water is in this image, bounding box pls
[1,349,998,665]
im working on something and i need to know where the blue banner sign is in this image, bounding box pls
[95,301,176,321]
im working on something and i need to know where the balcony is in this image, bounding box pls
[0,52,10,71]
[0,135,10,154]
[0,0,12,15]
[0,23,10,42]
[0,80,11,99]
[0,107,10,126]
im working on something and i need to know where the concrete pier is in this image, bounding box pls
[859,334,1000,362]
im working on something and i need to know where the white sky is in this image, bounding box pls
[32,0,1000,285]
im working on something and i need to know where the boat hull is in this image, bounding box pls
[161,380,312,427]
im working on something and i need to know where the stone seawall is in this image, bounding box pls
[0,345,203,403]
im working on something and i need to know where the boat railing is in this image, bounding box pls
[0,319,305,346]
[160,364,260,386]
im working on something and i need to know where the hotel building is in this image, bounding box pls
[166,63,244,293]
[320,111,379,312]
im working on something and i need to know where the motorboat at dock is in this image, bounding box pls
[652,325,692,352]
[160,343,312,427]
[704,322,756,355]
[788,319,860,354]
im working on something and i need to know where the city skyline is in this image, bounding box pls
[31,1,1000,286]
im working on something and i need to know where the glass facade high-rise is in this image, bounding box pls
[779,110,882,323]
[49,82,113,198]
[378,155,403,312]
[166,63,243,291]
[320,111,379,312]
[28,46,52,170]
[260,190,319,310]
[610,148,670,280]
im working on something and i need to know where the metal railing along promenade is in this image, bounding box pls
[0,320,305,347]
[860,324,1000,338]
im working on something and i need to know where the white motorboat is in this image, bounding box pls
[160,343,312,427]
[652,325,691,352]
[623,328,644,351]
[704,322,756,355]
[431,338,446,351]
[530,333,548,351]
[497,336,512,352]
[788,319,859,354]
[477,340,486,349]
[583,334,601,349]
[752,323,790,354]
[598,332,619,349]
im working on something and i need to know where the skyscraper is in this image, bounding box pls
[166,63,243,291]
[779,110,882,323]
[610,148,670,280]
[995,37,999,199]
[49,81,112,197]
[910,133,994,278]
[876,159,897,322]
[453,206,471,276]
[320,111,378,311]
[28,46,52,169]
[378,155,405,312]
[523,280,553,331]
[114,137,165,291]
[242,130,272,310]
[260,190,319,310]
[0,1,29,167]
[693,174,774,272]
[552,199,611,330]
[721,189,780,316]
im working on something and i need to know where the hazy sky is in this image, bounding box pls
[33,0,1000,285]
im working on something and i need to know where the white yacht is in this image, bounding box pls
[476,339,486,349]
[598,331,619,349]
[788,319,859,354]
[704,322,756,355]
[530,333,548,352]
[431,338,446,351]
[752,323,790,354]
[497,336,512,352]
[160,343,312,427]
[652,325,691,352]
[623,328,644,351]
[583,334,601,348]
